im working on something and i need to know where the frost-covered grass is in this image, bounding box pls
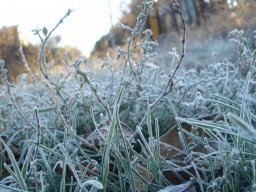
[0,1,256,192]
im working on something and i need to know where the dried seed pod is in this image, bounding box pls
[42,27,48,36]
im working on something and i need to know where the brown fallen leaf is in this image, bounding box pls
[159,122,203,158]
[162,165,196,185]
[53,161,74,177]
[0,135,21,160]
[0,135,21,178]
[133,163,154,192]
[138,114,222,185]
[159,113,223,159]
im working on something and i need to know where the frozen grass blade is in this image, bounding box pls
[80,179,103,192]
[192,162,204,192]
[37,107,56,113]
[21,145,32,179]
[0,138,27,191]
[39,148,56,187]
[240,71,251,121]
[60,158,66,192]
[252,160,256,191]
[115,107,136,191]
[3,163,16,179]
[60,146,82,187]
[212,94,241,108]
[227,113,256,137]
[101,86,124,191]
[168,100,189,154]
[136,126,158,166]
[154,118,161,173]
[71,111,79,134]
[0,184,27,192]
[40,172,46,192]
[147,99,153,139]
[175,117,228,132]
[207,99,240,112]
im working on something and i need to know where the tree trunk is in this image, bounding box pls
[193,0,207,26]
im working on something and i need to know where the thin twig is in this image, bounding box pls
[25,108,41,183]
[126,1,153,82]
[19,46,39,100]
[38,9,73,79]
[34,9,74,105]
[34,108,41,160]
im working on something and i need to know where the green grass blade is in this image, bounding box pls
[4,163,16,179]
[60,159,66,192]
[147,99,152,139]
[240,71,251,120]
[168,100,189,154]
[227,113,256,137]
[29,140,62,157]
[80,179,103,192]
[208,99,240,112]
[0,138,27,190]
[60,146,82,187]
[0,184,27,192]
[37,107,56,113]
[101,86,124,191]
[21,145,32,179]
[175,117,227,132]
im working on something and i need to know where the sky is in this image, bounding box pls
[0,0,131,56]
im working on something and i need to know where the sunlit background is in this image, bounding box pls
[0,0,131,56]
[1,0,255,82]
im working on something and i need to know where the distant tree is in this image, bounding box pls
[0,26,81,82]
[192,0,207,26]
[0,26,20,46]
[0,26,24,82]
[90,0,256,60]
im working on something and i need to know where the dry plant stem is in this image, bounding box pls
[127,32,140,82]
[127,5,149,82]
[35,10,104,116]
[123,1,153,97]
[37,10,74,103]
[116,59,129,99]
[53,93,70,130]
[38,9,72,79]
[26,108,41,182]
[33,9,73,105]
[166,0,186,87]
[34,108,41,161]
[130,0,186,141]
[75,68,112,119]
[19,46,39,99]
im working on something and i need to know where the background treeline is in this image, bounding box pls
[0,26,81,82]
[1,0,255,81]
[91,0,256,57]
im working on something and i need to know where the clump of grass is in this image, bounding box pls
[0,1,256,192]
